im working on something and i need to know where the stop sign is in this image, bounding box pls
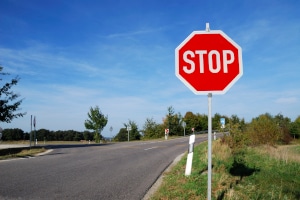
[175,30,243,94]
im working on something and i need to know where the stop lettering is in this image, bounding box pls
[183,49,234,74]
[175,30,243,94]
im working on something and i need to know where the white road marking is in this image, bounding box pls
[144,147,158,151]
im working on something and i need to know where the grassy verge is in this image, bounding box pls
[0,147,46,160]
[150,140,300,200]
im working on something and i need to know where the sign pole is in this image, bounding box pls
[127,125,131,142]
[207,93,212,200]
[182,121,186,137]
[30,115,32,148]
[205,23,212,200]
[34,116,36,146]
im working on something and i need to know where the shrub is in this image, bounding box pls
[246,113,282,146]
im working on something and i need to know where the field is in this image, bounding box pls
[150,139,300,200]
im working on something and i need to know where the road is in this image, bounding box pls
[0,135,208,200]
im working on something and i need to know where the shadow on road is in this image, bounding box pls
[44,143,115,150]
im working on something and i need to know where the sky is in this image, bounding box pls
[0,0,299,137]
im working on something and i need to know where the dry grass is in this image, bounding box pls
[17,148,46,157]
[255,144,300,163]
[213,140,231,161]
[0,147,46,160]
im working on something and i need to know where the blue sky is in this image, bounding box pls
[1,0,299,137]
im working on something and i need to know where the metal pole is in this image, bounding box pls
[127,125,130,142]
[34,116,36,146]
[205,22,212,200]
[30,115,32,148]
[208,93,212,200]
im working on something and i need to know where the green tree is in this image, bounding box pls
[114,128,128,142]
[183,111,198,134]
[124,120,141,141]
[0,66,26,123]
[274,113,292,144]
[2,128,24,141]
[229,114,246,133]
[143,118,163,139]
[197,113,208,132]
[212,113,222,131]
[246,113,282,146]
[84,106,108,143]
[83,131,94,141]
[291,116,300,139]
[164,106,182,136]
[36,129,52,141]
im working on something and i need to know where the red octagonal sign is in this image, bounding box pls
[175,30,243,94]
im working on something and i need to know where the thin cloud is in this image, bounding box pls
[275,97,298,104]
[105,26,168,39]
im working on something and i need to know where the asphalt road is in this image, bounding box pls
[0,135,208,200]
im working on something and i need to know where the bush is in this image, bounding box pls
[246,113,282,146]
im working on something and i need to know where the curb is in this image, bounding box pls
[36,149,53,156]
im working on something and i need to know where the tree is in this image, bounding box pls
[196,113,208,132]
[164,106,182,136]
[229,114,246,133]
[183,111,198,135]
[2,128,24,141]
[84,106,108,143]
[0,66,26,123]
[36,128,52,141]
[83,131,94,141]
[124,120,141,141]
[114,120,141,141]
[114,128,128,142]
[291,116,300,139]
[246,113,282,146]
[274,113,292,144]
[143,118,163,139]
[212,113,222,130]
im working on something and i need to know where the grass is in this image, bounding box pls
[150,139,300,200]
[0,140,99,160]
[0,147,46,160]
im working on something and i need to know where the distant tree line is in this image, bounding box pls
[1,106,299,143]
[114,106,300,143]
[1,129,95,142]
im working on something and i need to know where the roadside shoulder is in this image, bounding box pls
[142,153,186,200]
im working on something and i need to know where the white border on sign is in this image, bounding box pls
[175,30,243,95]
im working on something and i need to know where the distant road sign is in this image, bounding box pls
[220,118,225,128]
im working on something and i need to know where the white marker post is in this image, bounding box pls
[185,134,195,176]
[165,129,169,140]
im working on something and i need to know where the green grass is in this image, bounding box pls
[150,140,300,200]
